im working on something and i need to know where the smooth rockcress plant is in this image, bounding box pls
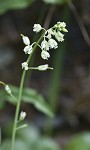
[0,22,68,150]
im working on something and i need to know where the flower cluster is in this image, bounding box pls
[40,22,68,60]
[21,22,68,71]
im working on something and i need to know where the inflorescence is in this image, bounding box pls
[21,22,68,71]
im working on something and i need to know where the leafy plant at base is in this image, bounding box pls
[0,0,35,14]
[0,124,61,150]
[0,0,67,15]
[0,85,54,118]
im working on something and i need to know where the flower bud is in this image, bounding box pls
[38,64,48,71]
[21,35,30,45]
[5,85,11,94]
[19,111,26,121]
[62,28,68,32]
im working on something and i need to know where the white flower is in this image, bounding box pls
[47,28,54,39]
[5,85,11,94]
[48,28,54,35]
[58,31,64,37]
[47,34,51,39]
[41,50,50,60]
[21,35,30,45]
[57,22,66,28]
[38,64,49,71]
[22,62,28,70]
[33,24,42,33]
[55,31,64,42]
[48,39,58,49]
[56,22,68,32]
[41,40,49,51]
[20,111,26,120]
[23,45,33,54]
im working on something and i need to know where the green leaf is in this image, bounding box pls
[0,0,36,15]
[17,124,40,148]
[65,132,90,150]
[1,125,61,150]
[18,125,61,150]
[0,140,28,150]
[42,0,66,5]
[0,85,54,118]
[34,137,61,150]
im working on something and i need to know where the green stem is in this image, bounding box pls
[0,81,5,86]
[11,32,45,150]
[11,70,26,150]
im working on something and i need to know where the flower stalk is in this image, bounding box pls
[10,31,45,150]
[0,22,68,150]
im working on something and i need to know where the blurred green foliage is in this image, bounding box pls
[65,132,90,150]
[0,125,60,150]
[0,0,35,14]
[0,0,67,15]
[0,85,54,118]
[2,124,90,150]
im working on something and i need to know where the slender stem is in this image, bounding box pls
[16,124,28,131]
[29,67,53,70]
[11,32,45,150]
[29,67,38,70]
[43,5,56,29]
[48,67,53,70]
[67,0,90,46]
[11,69,26,150]
[0,81,5,86]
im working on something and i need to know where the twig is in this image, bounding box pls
[68,0,90,46]
[43,5,56,29]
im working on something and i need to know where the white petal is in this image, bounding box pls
[48,39,58,49]
[38,64,48,71]
[33,24,42,33]
[41,50,50,60]
[23,45,33,54]
[22,35,30,45]
[41,40,49,51]
[22,62,28,70]
[20,111,26,120]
